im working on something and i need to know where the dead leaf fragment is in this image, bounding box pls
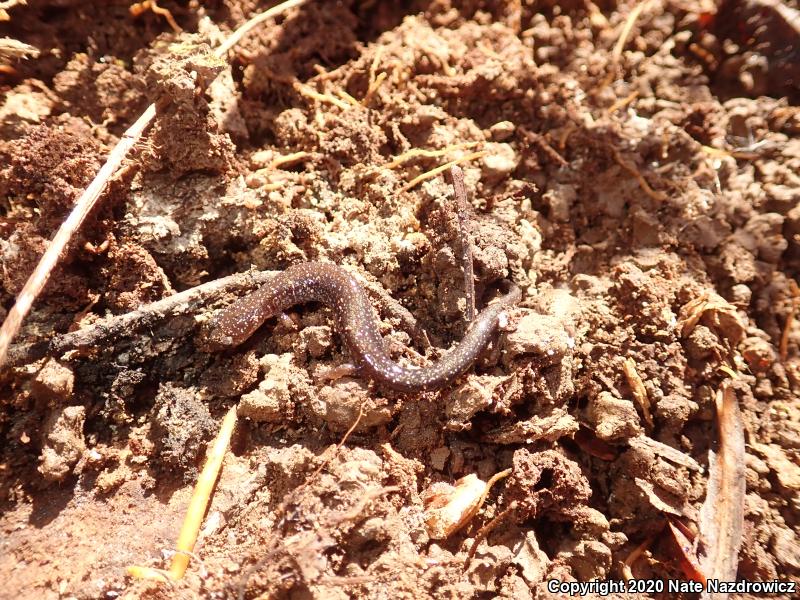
[628,435,702,472]
[677,291,745,345]
[422,470,510,539]
[484,407,578,445]
[698,384,745,599]
[668,520,707,585]
[635,477,691,517]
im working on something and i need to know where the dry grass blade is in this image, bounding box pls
[128,404,238,580]
[698,383,745,599]
[213,0,308,57]
[599,0,650,89]
[0,0,310,370]
[401,151,487,191]
[384,142,480,169]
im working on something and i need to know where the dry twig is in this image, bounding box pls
[49,269,277,357]
[779,279,799,361]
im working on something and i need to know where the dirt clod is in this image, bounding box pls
[30,358,74,404]
[38,405,86,482]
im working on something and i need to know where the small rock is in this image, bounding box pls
[238,353,300,422]
[740,336,776,373]
[445,374,509,428]
[542,183,577,223]
[728,283,752,308]
[38,406,86,481]
[771,526,800,570]
[309,378,393,431]
[587,392,642,441]
[482,143,518,181]
[151,383,216,475]
[504,310,570,364]
[488,120,515,141]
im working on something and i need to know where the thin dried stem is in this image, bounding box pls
[401,151,487,192]
[128,404,238,580]
[213,0,308,57]
[0,0,310,369]
[385,142,479,170]
[779,279,799,361]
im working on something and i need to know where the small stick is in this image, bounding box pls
[0,102,157,369]
[0,0,310,369]
[49,269,278,357]
[464,500,517,568]
[779,279,799,362]
[127,404,238,581]
[449,165,476,324]
[621,531,659,581]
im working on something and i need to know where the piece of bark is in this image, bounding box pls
[698,384,745,600]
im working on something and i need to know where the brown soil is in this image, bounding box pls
[1,1,799,599]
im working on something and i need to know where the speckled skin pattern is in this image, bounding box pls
[205,262,521,392]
